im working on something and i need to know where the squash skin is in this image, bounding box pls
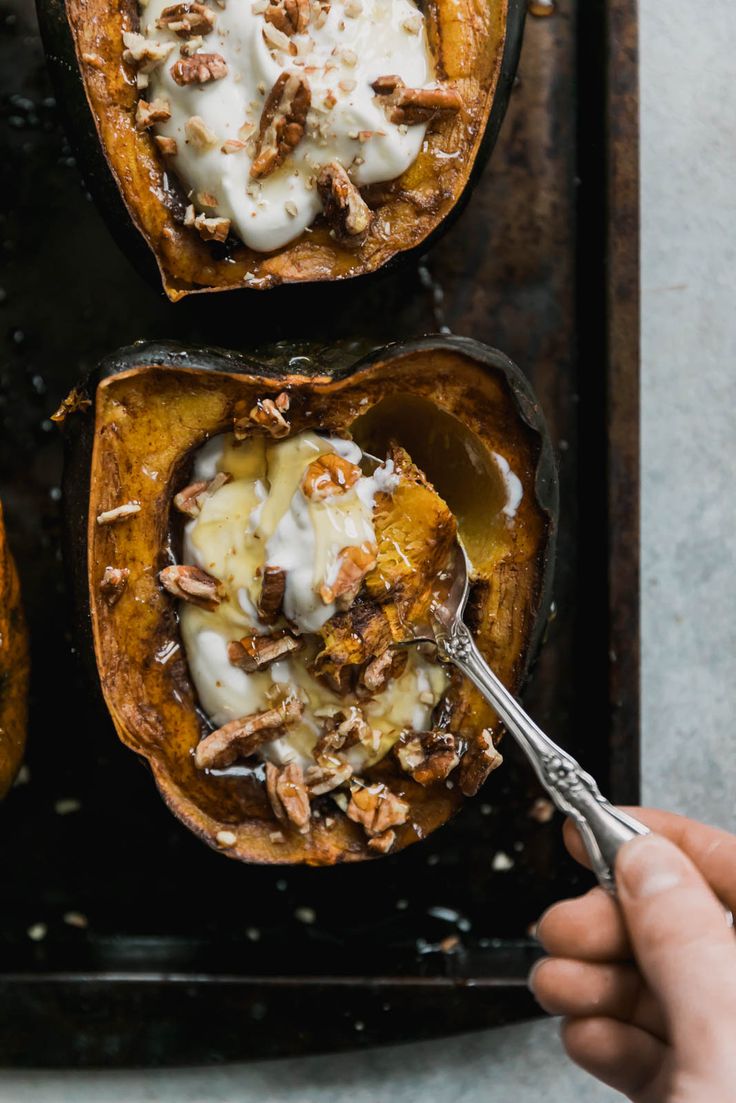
[62,336,557,864]
[36,0,525,300]
[0,505,30,800]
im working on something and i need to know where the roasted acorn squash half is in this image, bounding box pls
[62,336,556,864]
[37,0,525,300]
[0,505,30,800]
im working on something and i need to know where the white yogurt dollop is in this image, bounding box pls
[139,0,433,251]
[178,429,447,768]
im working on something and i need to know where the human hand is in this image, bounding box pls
[529,808,736,1102]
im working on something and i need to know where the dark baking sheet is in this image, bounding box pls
[0,0,639,1067]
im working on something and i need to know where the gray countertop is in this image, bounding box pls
[3,0,735,1098]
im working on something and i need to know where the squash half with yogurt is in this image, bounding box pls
[62,336,556,864]
[38,0,525,297]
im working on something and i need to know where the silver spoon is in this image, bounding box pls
[405,539,650,896]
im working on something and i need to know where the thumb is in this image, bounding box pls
[616,833,736,1050]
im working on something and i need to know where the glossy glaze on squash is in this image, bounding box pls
[62,336,556,863]
[38,0,525,298]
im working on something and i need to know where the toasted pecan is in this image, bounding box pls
[305,754,352,796]
[157,1,215,37]
[99,566,130,606]
[301,453,361,502]
[319,542,377,608]
[159,564,224,608]
[346,781,409,838]
[228,632,302,672]
[359,647,408,695]
[248,393,291,437]
[316,162,372,243]
[96,501,141,525]
[251,72,311,179]
[155,135,178,155]
[122,31,173,71]
[371,75,463,126]
[174,472,232,518]
[458,728,503,796]
[195,696,304,770]
[367,829,396,854]
[313,706,370,759]
[265,760,311,833]
[135,97,171,130]
[192,212,231,242]
[171,52,227,85]
[395,729,461,786]
[258,565,287,624]
[264,0,309,35]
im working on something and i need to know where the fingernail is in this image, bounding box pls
[532,901,563,946]
[527,956,547,994]
[617,833,685,899]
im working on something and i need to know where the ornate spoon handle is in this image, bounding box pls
[434,618,649,895]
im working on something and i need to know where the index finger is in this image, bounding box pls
[564,807,736,912]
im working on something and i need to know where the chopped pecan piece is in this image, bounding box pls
[264,0,309,34]
[155,135,178,155]
[305,754,352,796]
[135,97,171,130]
[458,728,503,796]
[221,138,247,154]
[157,1,216,37]
[395,729,461,786]
[99,566,130,606]
[122,31,173,71]
[228,631,302,672]
[195,695,304,770]
[314,706,370,758]
[180,34,204,56]
[359,647,408,695]
[347,781,409,838]
[310,0,330,26]
[50,386,91,423]
[371,75,463,126]
[265,760,311,833]
[171,52,228,86]
[368,829,395,854]
[174,472,231,518]
[96,501,141,525]
[174,480,208,516]
[258,565,286,623]
[317,162,372,243]
[193,212,231,243]
[248,393,291,437]
[251,72,311,179]
[319,542,377,607]
[184,114,217,150]
[301,453,362,502]
[159,564,224,608]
